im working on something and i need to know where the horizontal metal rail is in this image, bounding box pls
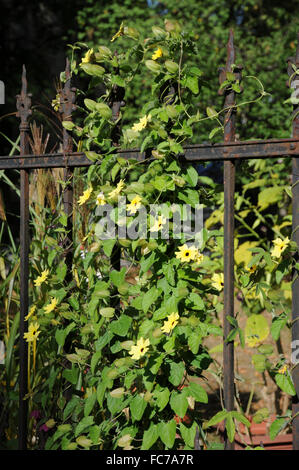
[0,138,298,170]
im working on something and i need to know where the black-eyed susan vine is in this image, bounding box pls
[16,21,298,450]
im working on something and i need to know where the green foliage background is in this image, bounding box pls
[74,0,298,140]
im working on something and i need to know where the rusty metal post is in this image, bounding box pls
[109,64,125,286]
[218,30,240,450]
[59,59,76,280]
[16,65,32,450]
[287,35,299,450]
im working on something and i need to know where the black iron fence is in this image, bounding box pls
[1,30,299,450]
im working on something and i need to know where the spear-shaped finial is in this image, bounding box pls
[218,30,242,97]
[59,58,76,119]
[286,32,299,86]
[16,65,32,130]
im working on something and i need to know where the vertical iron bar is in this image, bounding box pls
[59,59,76,282]
[16,65,32,450]
[287,35,299,450]
[110,63,125,298]
[219,30,237,450]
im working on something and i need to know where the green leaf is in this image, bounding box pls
[96,382,106,408]
[252,354,267,373]
[185,166,198,187]
[84,392,97,417]
[110,267,126,287]
[130,395,147,422]
[102,239,116,257]
[162,263,176,286]
[75,416,94,437]
[170,392,188,418]
[209,127,222,139]
[188,292,204,310]
[110,75,126,87]
[226,412,235,443]
[169,361,185,386]
[142,286,161,313]
[269,417,287,440]
[141,423,159,450]
[252,408,269,424]
[84,98,98,111]
[188,66,203,77]
[63,396,80,421]
[245,314,269,347]
[55,261,67,282]
[206,106,218,118]
[62,365,79,385]
[231,411,251,427]
[89,425,101,445]
[179,422,197,448]
[275,372,296,396]
[159,420,176,448]
[110,314,132,337]
[187,382,208,404]
[271,315,287,341]
[188,330,202,354]
[91,350,102,375]
[185,75,199,94]
[55,322,75,348]
[206,409,228,427]
[140,252,156,274]
[80,63,105,77]
[257,186,284,210]
[154,387,170,411]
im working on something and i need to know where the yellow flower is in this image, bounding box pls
[25,305,37,321]
[246,264,257,274]
[161,312,180,334]
[78,186,93,206]
[271,237,290,259]
[111,22,125,42]
[150,215,166,232]
[33,269,49,287]
[80,48,94,66]
[152,47,163,60]
[132,114,151,133]
[24,322,40,343]
[127,195,142,214]
[129,337,150,360]
[211,273,224,291]
[194,252,204,264]
[278,364,288,375]
[51,94,60,112]
[96,192,106,206]
[175,244,198,263]
[44,297,58,314]
[108,180,125,199]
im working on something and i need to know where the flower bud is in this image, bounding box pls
[164,60,179,74]
[97,46,112,58]
[110,387,125,398]
[145,60,161,73]
[152,26,166,39]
